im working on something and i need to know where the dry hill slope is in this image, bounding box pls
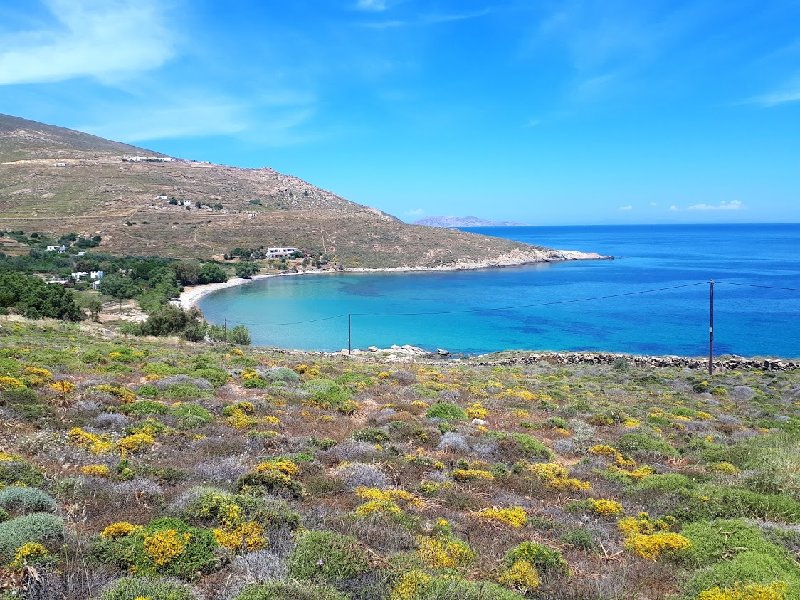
[0,114,597,267]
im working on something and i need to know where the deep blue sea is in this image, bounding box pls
[198,224,800,357]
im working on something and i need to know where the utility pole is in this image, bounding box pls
[708,280,714,376]
[223,318,227,342]
[348,314,352,355]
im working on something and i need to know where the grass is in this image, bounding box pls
[0,319,799,599]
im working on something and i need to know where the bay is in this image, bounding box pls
[198,223,800,357]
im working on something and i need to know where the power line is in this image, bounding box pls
[722,282,800,293]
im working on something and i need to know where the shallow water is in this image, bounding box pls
[198,223,800,357]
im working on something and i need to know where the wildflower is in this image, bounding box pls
[391,570,432,600]
[80,464,111,477]
[618,514,690,560]
[0,376,25,390]
[498,559,540,593]
[417,535,475,569]
[117,432,155,454]
[589,498,624,517]
[10,542,49,570]
[697,582,787,600]
[475,506,528,528]
[101,522,141,538]
[255,458,299,477]
[68,427,113,455]
[529,462,591,491]
[143,529,190,566]
[49,380,76,395]
[452,468,495,482]
[213,521,265,552]
[466,402,488,420]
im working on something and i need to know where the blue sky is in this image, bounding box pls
[0,0,798,225]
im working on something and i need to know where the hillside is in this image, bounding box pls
[1,319,799,599]
[0,114,592,268]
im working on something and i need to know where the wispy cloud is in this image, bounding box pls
[355,0,388,12]
[406,208,425,216]
[0,0,175,85]
[687,200,744,211]
[618,205,633,211]
[748,80,800,107]
[359,7,492,29]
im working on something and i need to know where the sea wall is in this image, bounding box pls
[476,352,799,371]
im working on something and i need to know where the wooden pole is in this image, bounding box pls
[348,314,352,355]
[708,280,714,376]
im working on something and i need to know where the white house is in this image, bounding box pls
[46,245,66,253]
[155,195,169,200]
[71,271,89,282]
[266,247,299,258]
[182,200,192,207]
[90,271,104,280]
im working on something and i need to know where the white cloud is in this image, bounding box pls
[618,205,633,211]
[406,208,425,216]
[669,205,679,211]
[687,200,744,211]
[0,0,175,85]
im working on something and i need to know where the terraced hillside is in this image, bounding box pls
[0,114,569,267]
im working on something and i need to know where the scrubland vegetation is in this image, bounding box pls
[1,320,799,599]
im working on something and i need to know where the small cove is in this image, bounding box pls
[198,224,800,357]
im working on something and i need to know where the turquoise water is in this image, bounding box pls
[198,224,800,357]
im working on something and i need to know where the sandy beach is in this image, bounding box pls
[178,248,609,311]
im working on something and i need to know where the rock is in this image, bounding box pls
[368,346,379,352]
[437,348,450,356]
[471,418,487,426]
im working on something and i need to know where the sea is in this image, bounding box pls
[197,224,800,357]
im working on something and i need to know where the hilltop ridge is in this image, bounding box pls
[0,114,601,268]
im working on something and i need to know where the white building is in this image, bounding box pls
[90,271,104,280]
[46,245,66,253]
[71,272,89,281]
[266,247,299,258]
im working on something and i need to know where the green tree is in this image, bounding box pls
[234,262,259,279]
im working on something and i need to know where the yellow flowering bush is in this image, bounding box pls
[452,468,495,482]
[529,462,591,491]
[498,559,540,593]
[466,402,488,420]
[255,458,299,477]
[68,427,113,455]
[589,498,624,517]
[80,464,111,477]
[143,529,190,566]
[710,461,740,475]
[618,514,690,560]
[499,387,536,402]
[117,432,155,454]
[391,569,432,600]
[0,376,25,390]
[23,366,52,386]
[9,542,50,570]
[475,506,528,528]
[417,535,475,569]
[589,444,635,467]
[697,582,787,600]
[101,521,142,538]
[223,402,258,429]
[213,521,265,552]
[49,380,76,395]
[607,464,654,480]
[94,384,136,403]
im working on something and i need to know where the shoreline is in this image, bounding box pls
[178,248,610,311]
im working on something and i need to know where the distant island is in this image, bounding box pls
[415,216,528,228]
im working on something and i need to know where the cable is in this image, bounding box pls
[722,282,800,293]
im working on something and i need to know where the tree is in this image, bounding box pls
[198,263,227,284]
[84,298,103,322]
[235,262,259,279]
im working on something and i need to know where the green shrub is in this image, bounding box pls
[191,367,229,387]
[0,486,57,515]
[505,541,568,575]
[426,402,467,421]
[93,517,219,580]
[161,383,208,400]
[170,403,213,429]
[136,384,159,398]
[236,470,306,500]
[288,530,369,583]
[2,387,54,421]
[561,529,597,551]
[617,431,677,458]
[234,581,348,600]
[679,519,800,597]
[352,428,390,443]
[0,507,8,523]
[180,487,299,529]
[265,367,300,384]
[101,577,198,600]
[508,433,553,459]
[0,513,64,562]
[398,574,526,600]
[0,460,45,488]
[303,379,355,412]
